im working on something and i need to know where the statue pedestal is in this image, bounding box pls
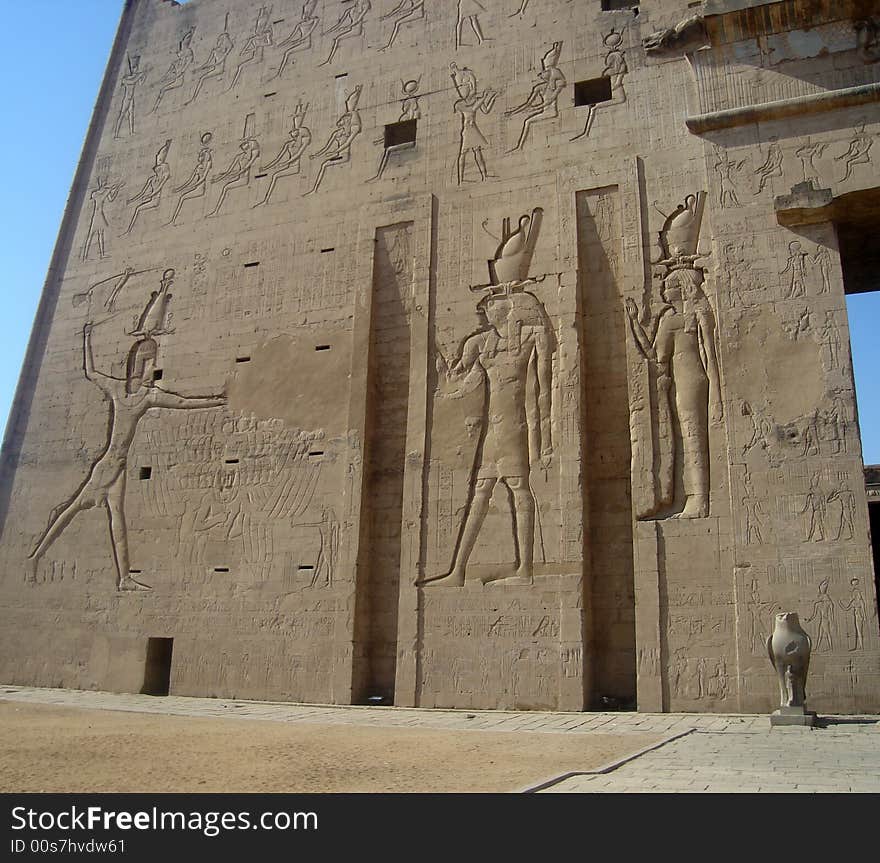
[770,706,816,727]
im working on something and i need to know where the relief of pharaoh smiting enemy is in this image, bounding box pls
[419,208,554,588]
[626,192,724,519]
[27,270,226,591]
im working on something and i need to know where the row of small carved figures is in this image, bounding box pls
[123,0,601,123]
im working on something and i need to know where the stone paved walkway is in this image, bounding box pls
[2,685,878,793]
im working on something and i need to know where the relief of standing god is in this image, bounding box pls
[625,192,723,518]
[419,208,554,587]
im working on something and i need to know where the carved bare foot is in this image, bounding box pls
[486,574,533,586]
[416,569,465,587]
[118,575,152,592]
[673,494,708,519]
[25,558,38,584]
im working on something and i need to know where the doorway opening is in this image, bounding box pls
[141,637,173,696]
[837,189,880,466]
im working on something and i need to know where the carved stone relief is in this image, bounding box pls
[27,276,226,592]
[168,132,214,225]
[209,116,260,215]
[320,0,372,67]
[450,63,497,185]
[420,208,553,587]
[81,177,123,261]
[836,122,873,182]
[273,0,320,79]
[114,55,148,139]
[186,15,234,105]
[505,42,565,153]
[379,0,426,52]
[752,139,784,195]
[368,80,421,182]
[229,6,275,91]
[151,27,195,114]
[305,86,362,195]
[713,147,746,208]
[455,0,488,50]
[123,140,172,235]
[256,102,311,205]
[626,192,723,519]
[571,30,627,142]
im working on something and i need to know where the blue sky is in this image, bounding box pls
[1,1,878,465]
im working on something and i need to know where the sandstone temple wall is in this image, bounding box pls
[0,0,877,713]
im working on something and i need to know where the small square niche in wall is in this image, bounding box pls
[574,77,613,107]
[385,119,417,149]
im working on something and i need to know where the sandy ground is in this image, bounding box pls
[0,702,660,793]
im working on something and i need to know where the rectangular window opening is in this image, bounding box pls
[214,567,230,573]
[235,356,251,363]
[385,119,417,149]
[335,73,348,80]
[601,1,637,10]
[244,261,260,268]
[254,173,268,179]
[321,247,335,253]
[264,92,277,98]
[315,345,331,351]
[224,458,240,465]
[139,467,152,481]
[152,368,163,381]
[298,565,315,571]
[308,451,324,458]
[574,77,613,107]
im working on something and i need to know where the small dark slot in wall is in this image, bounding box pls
[236,356,251,363]
[315,345,331,351]
[139,467,152,480]
[298,565,315,571]
[574,77,613,107]
[225,459,239,465]
[601,0,637,10]
[244,261,260,268]
[335,73,348,80]
[321,247,335,253]
[264,92,277,98]
[254,173,268,179]
[385,119,417,148]
[214,567,230,573]
[153,369,163,381]
[129,569,143,574]
[309,451,324,458]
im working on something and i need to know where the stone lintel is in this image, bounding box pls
[687,82,880,134]
[704,0,782,13]
[774,181,834,227]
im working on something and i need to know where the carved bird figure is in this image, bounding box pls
[767,611,812,708]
